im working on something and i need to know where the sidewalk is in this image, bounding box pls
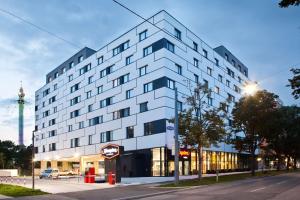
[0,194,11,199]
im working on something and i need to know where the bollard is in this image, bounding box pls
[23,175,26,185]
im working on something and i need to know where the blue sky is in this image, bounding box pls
[0,0,299,144]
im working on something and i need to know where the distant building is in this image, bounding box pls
[34,10,250,176]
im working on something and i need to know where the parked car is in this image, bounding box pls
[59,170,77,176]
[39,168,59,179]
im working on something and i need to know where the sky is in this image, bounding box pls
[0,0,299,145]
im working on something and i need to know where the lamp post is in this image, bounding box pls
[174,87,179,185]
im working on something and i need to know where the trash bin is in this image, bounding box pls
[84,167,95,183]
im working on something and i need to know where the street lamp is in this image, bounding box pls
[32,129,40,190]
[243,82,258,96]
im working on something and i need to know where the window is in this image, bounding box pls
[78,55,83,63]
[176,64,182,75]
[144,82,153,93]
[126,89,133,99]
[203,79,208,88]
[218,74,223,82]
[167,79,175,89]
[68,74,73,82]
[232,59,236,67]
[86,91,92,99]
[79,121,84,129]
[43,145,45,152]
[194,58,199,67]
[79,64,91,75]
[228,93,235,102]
[166,41,174,53]
[88,104,93,112]
[43,110,50,117]
[143,46,152,57]
[70,96,81,106]
[100,65,113,78]
[238,76,242,83]
[144,119,166,136]
[97,56,103,65]
[62,67,66,73]
[89,116,103,126]
[48,130,56,137]
[88,76,93,84]
[53,106,57,113]
[126,126,134,139]
[97,85,103,94]
[139,30,147,41]
[203,49,208,58]
[48,96,56,104]
[193,42,198,52]
[88,135,92,145]
[43,88,50,97]
[100,131,113,143]
[113,74,130,87]
[139,65,147,76]
[113,107,130,119]
[234,85,241,93]
[225,53,229,61]
[194,74,199,83]
[100,97,113,108]
[226,80,230,87]
[207,67,212,76]
[126,55,133,65]
[42,101,45,107]
[68,125,73,132]
[207,97,213,106]
[70,109,80,118]
[49,143,56,151]
[177,101,183,112]
[215,86,220,94]
[140,102,148,113]
[71,138,80,148]
[113,41,130,56]
[215,58,219,66]
[69,61,74,68]
[49,119,56,126]
[70,83,80,93]
[174,28,181,40]
[53,84,57,90]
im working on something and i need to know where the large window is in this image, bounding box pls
[143,82,153,93]
[144,119,166,136]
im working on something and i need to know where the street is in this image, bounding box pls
[15,172,300,200]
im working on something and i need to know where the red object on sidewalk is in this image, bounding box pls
[108,172,116,185]
[84,167,95,183]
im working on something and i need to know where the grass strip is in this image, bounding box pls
[0,184,47,197]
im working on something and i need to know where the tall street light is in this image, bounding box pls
[32,129,39,190]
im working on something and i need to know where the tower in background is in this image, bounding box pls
[18,85,25,146]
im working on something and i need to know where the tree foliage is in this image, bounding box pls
[231,90,279,176]
[0,140,32,175]
[288,68,300,99]
[279,0,300,7]
[176,81,227,179]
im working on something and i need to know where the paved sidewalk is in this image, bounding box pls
[0,194,11,199]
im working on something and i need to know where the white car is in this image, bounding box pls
[39,168,59,179]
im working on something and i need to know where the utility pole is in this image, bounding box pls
[174,87,179,185]
[32,130,35,190]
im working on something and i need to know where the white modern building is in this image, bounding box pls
[34,10,250,177]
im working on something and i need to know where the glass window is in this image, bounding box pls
[126,126,134,139]
[143,46,152,57]
[143,82,153,93]
[174,28,181,40]
[176,64,182,75]
[88,104,93,112]
[78,55,83,63]
[218,74,223,82]
[167,79,175,89]
[88,135,92,145]
[139,30,147,41]
[86,91,92,99]
[207,67,212,76]
[194,58,198,67]
[126,89,132,99]
[194,74,199,83]
[193,42,198,52]
[68,74,73,82]
[88,76,93,84]
[97,56,103,65]
[215,58,219,66]
[97,85,103,94]
[126,55,133,65]
[140,102,148,113]
[166,41,174,53]
[139,65,147,76]
[203,49,208,58]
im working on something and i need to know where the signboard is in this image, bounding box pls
[101,144,120,159]
[179,149,190,159]
[167,126,174,130]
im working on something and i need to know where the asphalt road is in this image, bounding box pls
[16,172,300,200]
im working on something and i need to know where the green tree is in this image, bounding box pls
[288,68,300,99]
[177,81,227,179]
[279,0,300,7]
[0,152,6,169]
[231,90,279,176]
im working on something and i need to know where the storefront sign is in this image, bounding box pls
[167,126,174,130]
[179,149,190,159]
[101,144,120,159]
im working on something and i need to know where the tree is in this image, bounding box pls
[231,90,279,176]
[288,68,300,99]
[176,81,227,179]
[279,0,300,7]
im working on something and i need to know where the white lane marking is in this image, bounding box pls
[250,187,266,192]
[276,181,286,185]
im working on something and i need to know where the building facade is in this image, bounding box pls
[34,10,250,177]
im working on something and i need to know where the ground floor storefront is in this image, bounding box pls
[38,147,251,177]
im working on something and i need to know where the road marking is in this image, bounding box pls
[250,187,266,192]
[276,181,286,185]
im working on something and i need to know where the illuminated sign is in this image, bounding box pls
[179,149,190,159]
[101,144,120,159]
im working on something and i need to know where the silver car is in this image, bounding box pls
[39,169,59,179]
